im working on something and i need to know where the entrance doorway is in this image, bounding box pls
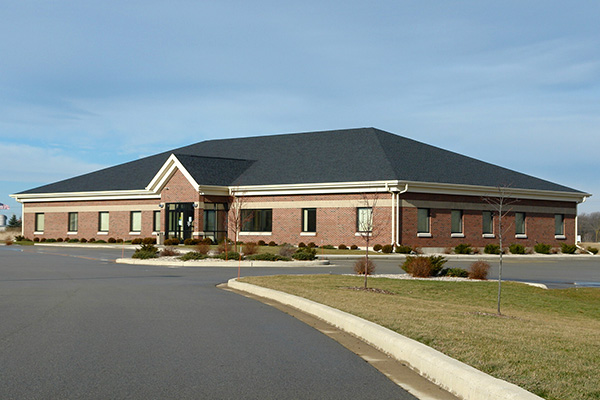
[166,203,194,240]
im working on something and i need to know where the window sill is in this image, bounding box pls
[129,232,141,235]
[482,234,495,239]
[555,235,566,240]
[355,232,372,237]
[417,233,432,238]
[515,234,527,239]
[240,232,272,236]
[300,232,317,236]
[67,231,78,235]
[34,231,44,235]
[451,233,465,238]
[97,232,108,235]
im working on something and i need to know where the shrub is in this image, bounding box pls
[217,251,241,260]
[184,238,201,246]
[268,241,277,247]
[307,242,316,248]
[116,238,124,243]
[454,243,473,254]
[395,245,412,254]
[402,255,447,277]
[322,244,335,249]
[484,243,501,254]
[14,235,25,241]
[279,243,295,258]
[354,257,376,275]
[180,252,206,261]
[534,243,552,254]
[46,238,57,243]
[34,237,40,242]
[132,243,158,259]
[429,255,448,276]
[195,242,211,255]
[160,246,179,256]
[131,238,142,245]
[143,237,156,245]
[242,242,259,255]
[257,240,267,246]
[88,238,96,243]
[108,237,117,243]
[443,268,469,278]
[382,244,394,254]
[95,239,106,243]
[5,240,13,246]
[509,243,526,254]
[79,238,87,243]
[350,244,359,250]
[40,238,47,243]
[561,243,577,254]
[469,261,490,280]
[68,238,79,243]
[164,238,180,246]
[373,244,383,252]
[57,237,64,243]
[201,238,213,245]
[298,242,306,248]
[217,239,234,253]
[247,253,291,261]
[338,244,348,250]
[293,247,317,260]
[587,246,598,255]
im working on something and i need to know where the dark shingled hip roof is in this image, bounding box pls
[19,127,584,195]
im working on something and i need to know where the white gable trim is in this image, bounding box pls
[146,154,201,193]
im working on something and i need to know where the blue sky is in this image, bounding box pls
[1,1,599,217]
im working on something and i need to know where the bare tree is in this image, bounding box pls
[356,192,381,289]
[227,187,251,254]
[578,212,600,243]
[483,185,518,315]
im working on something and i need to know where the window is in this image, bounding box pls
[241,209,272,232]
[35,213,45,232]
[302,208,317,233]
[153,211,161,232]
[515,212,526,236]
[98,212,109,232]
[130,211,142,232]
[68,212,78,232]
[417,208,430,234]
[482,211,494,235]
[356,207,373,232]
[204,209,216,232]
[555,214,565,236]
[451,210,463,235]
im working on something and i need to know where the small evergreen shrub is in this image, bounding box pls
[95,239,106,243]
[88,238,96,243]
[242,242,259,255]
[298,242,306,248]
[561,243,577,254]
[293,247,316,260]
[46,238,56,243]
[179,252,206,261]
[350,244,359,250]
[40,238,47,243]
[34,237,40,242]
[217,251,241,260]
[338,244,348,250]
[247,253,291,261]
[322,244,335,249]
[534,243,552,254]
[469,261,490,280]
[201,238,213,245]
[382,244,394,254]
[307,242,316,248]
[257,240,267,246]
[131,238,142,245]
[587,246,598,255]
[354,257,376,275]
[142,237,156,244]
[484,244,501,254]
[268,241,277,247]
[15,235,25,241]
[57,237,64,242]
[164,238,180,246]
[395,245,412,254]
[443,268,469,278]
[132,243,158,259]
[68,238,79,243]
[184,238,201,246]
[454,243,473,254]
[108,237,117,243]
[373,244,383,252]
[79,238,87,243]
[509,243,526,254]
[116,238,124,243]
[279,243,295,258]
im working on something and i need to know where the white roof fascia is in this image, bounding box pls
[10,190,160,203]
[146,154,201,194]
[232,180,401,196]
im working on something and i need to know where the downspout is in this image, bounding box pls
[386,183,409,247]
[385,183,395,246]
[397,184,409,246]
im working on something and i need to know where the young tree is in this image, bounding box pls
[8,214,21,228]
[356,192,381,289]
[483,185,518,315]
[227,188,251,253]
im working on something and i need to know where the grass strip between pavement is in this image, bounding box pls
[240,274,600,400]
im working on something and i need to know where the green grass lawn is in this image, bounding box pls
[240,274,600,400]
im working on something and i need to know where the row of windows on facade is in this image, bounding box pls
[34,208,566,237]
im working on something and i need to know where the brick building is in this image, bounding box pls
[11,128,589,251]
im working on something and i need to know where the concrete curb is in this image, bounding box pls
[116,258,330,268]
[319,253,598,261]
[228,278,543,400]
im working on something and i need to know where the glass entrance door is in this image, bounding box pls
[166,203,194,240]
